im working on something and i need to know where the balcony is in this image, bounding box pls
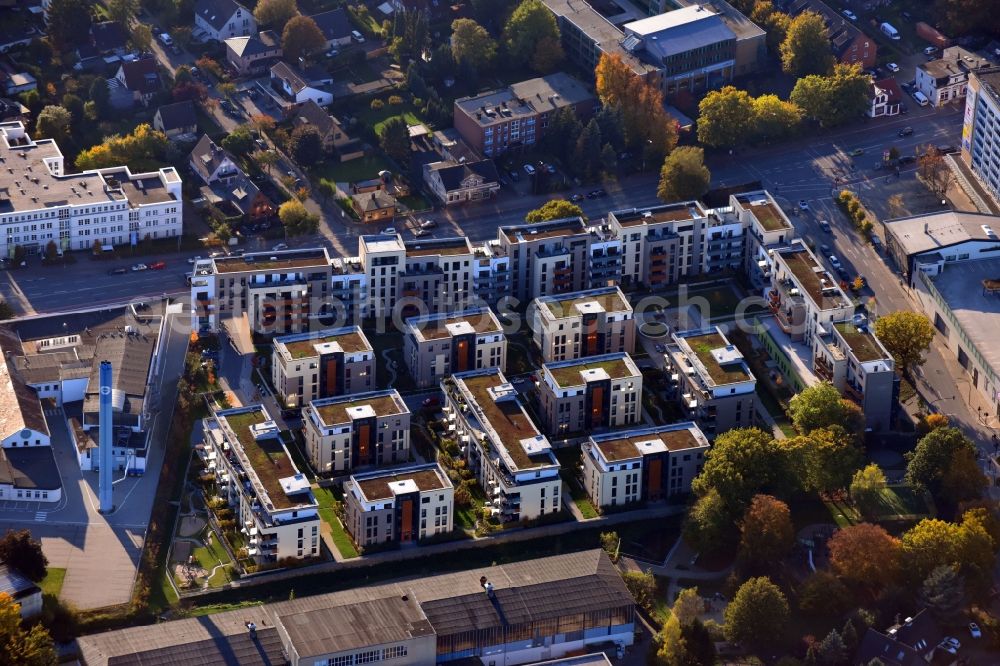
[814,356,834,381]
[844,382,863,404]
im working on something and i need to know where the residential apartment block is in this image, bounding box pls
[814,318,896,430]
[530,287,635,363]
[581,422,710,509]
[445,369,562,523]
[731,190,796,289]
[404,307,506,388]
[538,353,642,436]
[961,68,1000,206]
[498,217,620,302]
[666,327,757,438]
[78,549,635,666]
[453,73,595,157]
[767,241,854,343]
[0,121,182,257]
[190,247,333,335]
[201,405,319,562]
[302,389,410,474]
[608,201,744,289]
[343,463,454,547]
[401,237,477,314]
[359,233,405,320]
[271,326,375,408]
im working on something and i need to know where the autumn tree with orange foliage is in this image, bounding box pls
[828,523,901,590]
[739,494,794,569]
[594,53,678,162]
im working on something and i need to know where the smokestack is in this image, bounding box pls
[98,361,114,514]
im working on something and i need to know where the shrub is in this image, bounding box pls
[370,98,384,110]
[388,95,403,105]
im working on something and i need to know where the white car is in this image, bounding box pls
[187,256,202,264]
[829,255,842,270]
[272,243,288,251]
[887,62,900,72]
[842,9,857,20]
[381,227,397,235]
[131,263,148,272]
[798,199,810,211]
[969,622,982,639]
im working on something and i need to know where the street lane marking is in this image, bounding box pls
[35,512,46,522]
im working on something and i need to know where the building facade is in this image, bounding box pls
[0,122,182,257]
[400,237,477,315]
[201,405,320,562]
[194,0,256,42]
[423,159,501,205]
[190,247,334,335]
[445,368,561,523]
[530,286,635,363]
[961,68,1000,205]
[404,308,507,388]
[916,46,990,107]
[343,463,454,547]
[665,327,757,438]
[730,190,796,289]
[271,326,375,408]
[538,353,642,436]
[302,389,410,474]
[581,422,710,509]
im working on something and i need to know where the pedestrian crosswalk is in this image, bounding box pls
[35,511,47,522]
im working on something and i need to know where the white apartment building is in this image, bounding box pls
[271,326,375,408]
[0,122,182,257]
[359,234,405,320]
[962,68,1000,205]
[730,190,796,289]
[767,241,855,343]
[400,237,477,315]
[201,405,320,562]
[403,307,507,388]
[445,368,561,523]
[581,422,710,509]
[608,201,744,289]
[538,353,642,436]
[302,389,410,474]
[916,47,991,108]
[343,463,454,547]
[529,286,635,363]
[194,0,256,42]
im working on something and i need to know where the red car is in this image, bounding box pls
[149,261,166,270]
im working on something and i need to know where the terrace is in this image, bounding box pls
[405,239,474,257]
[542,288,630,319]
[502,218,587,242]
[594,427,703,462]
[355,467,448,502]
[213,249,330,274]
[613,203,704,227]
[412,310,501,341]
[459,373,554,471]
[219,409,303,511]
[780,248,850,310]
[313,392,405,426]
[682,331,752,386]
[279,329,370,359]
[546,355,635,388]
[834,322,886,363]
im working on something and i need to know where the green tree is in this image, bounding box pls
[594,52,677,157]
[787,382,863,436]
[873,311,935,374]
[657,146,710,202]
[738,494,794,569]
[919,564,965,621]
[380,117,411,163]
[850,463,887,511]
[751,93,802,142]
[905,427,981,500]
[574,118,603,179]
[0,529,48,581]
[61,93,84,123]
[941,446,988,506]
[74,124,168,170]
[752,1,791,52]
[525,199,585,222]
[790,64,871,128]
[130,23,153,53]
[289,124,323,166]
[671,587,703,627]
[278,199,319,237]
[684,488,734,553]
[503,0,562,73]
[253,149,278,175]
[389,8,429,64]
[600,143,617,172]
[282,15,326,62]
[780,10,835,77]
[595,103,625,152]
[45,0,93,49]
[723,577,789,649]
[680,618,715,666]
[656,615,686,666]
[800,427,864,493]
[0,592,57,665]
[541,106,582,162]
[34,105,72,141]
[221,125,255,156]
[599,531,619,561]
[901,518,966,581]
[816,629,847,666]
[253,0,299,31]
[88,78,110,119]
[692,427,792,512]
[697,86,754,147]
[797,570,853,616]
[621,569,656,611]
[471,0,516,32]
[107,0,138,27]
[828,523,901,590]
[450,19,496,69]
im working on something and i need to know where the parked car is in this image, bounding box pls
[351,30,365,43]
[969,622,982,639]
[208,251,225,258]
[523,163,536,176]
[829,255,842,270]
[326,48,340,58]
[422,396,441,408]
[898,126,914,136]
[849,148,865,156]
[131,263,148,272]
[545,163,556,175]
[871,236,883,252]
[887,62,900,72]
[381,227,396,235]
[420,219,437,229]
[937,144,956,154]
[158,33,173,47]
[819,220,831,232]
[272,243,288,251]
[924,46,939,56]
[108,267,127,275]
[899,155,917,165]
[798,199,810,211]
[654,343,666,353]
[913,90,930,106]
[820,244,830,254]
[508,169,520,182]
[842,9,857,20]
[149,261,166,270]
[570,193,584,202]
[414,229,432,237]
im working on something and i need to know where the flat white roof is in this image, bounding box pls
[624,5,718,35]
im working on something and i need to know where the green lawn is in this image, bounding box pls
[313,154,394,186]
[190,532,236,588]
[553,449,598,519]
[859,485,934,521]
[456,483,487,531]
[314,485,360,559]
[39,568,66,597]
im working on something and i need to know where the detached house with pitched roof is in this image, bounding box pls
[224,30,282,76]
[112,58,162,107]
[270,62,333,107]
[309,8,352,50]
[289,100,363,160]
[423,159,500,205]
[153,100,198,140]
[189,135,276,224]
[194,0,256,42]
[780,0,876,69]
